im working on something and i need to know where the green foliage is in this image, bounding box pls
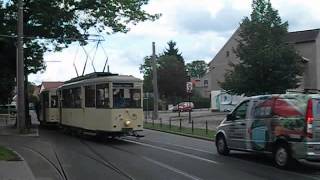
[0,39,16,104]
[190,96,210,109]
[0,146,19,161]
[0,0,159,104]
[158,55,187,100]
[186,60,208,78]
[220,0,303,96]
[163,40,184,63]
[140,41,187,101]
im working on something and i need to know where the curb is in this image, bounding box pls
[0,147,36,180]
[144,127,215,142]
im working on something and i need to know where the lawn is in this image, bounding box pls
[0,146,20,161]
[144,122,215,141]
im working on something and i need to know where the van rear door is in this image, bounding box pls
[311,98,320,141]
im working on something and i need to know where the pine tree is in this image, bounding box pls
[163,41,184,63]
[220,0,303,96]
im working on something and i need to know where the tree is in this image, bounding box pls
[0,39,16,104]
[139,56,157,92]
[163,41,184,63]
[220,0,303,96]
[158,55,187,101]
[186,60,208,78]
[0,0,159,104]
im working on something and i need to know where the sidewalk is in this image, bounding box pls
[0,119,39,180]
[0,156,35,180]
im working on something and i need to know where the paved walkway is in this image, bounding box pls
[0,116,39,180]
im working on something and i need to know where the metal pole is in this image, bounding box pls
[188,95,191,123]
[17,0,26,131]
[152,42,159,120]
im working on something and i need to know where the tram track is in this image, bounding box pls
[21,145,68,180]
[79,139,135,180]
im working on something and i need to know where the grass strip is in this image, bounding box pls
[0,146,20,161]
[144,122,215,141]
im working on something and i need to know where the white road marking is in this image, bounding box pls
[122,139,219,164]
[143,156,203,180]
[125,138,215,155]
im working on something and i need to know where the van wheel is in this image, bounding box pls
[216,135,229,155]
[274,144,292,169]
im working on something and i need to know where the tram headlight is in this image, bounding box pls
[124,120,131,127]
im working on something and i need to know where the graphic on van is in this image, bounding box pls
[248,96,306,150]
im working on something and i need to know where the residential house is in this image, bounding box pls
[198,28,320,97]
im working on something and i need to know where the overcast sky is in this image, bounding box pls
[29,0,320,85]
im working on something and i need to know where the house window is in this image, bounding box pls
[226,51,230,57]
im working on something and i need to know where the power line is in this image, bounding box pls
[0,34,105,42]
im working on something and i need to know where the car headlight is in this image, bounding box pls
[124,120,131,127]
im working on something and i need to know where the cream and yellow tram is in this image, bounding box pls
[58,72,143,137]
[39,88,60,125]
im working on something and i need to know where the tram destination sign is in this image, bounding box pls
[113,83,134,88]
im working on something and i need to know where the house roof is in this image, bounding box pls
[40,81,64,92]
[286,29,320,44]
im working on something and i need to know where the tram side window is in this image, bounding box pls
[51,95,58,108]
[96,84,110,108]
[62,89,72,108]
[85,86,95,107]
[62,88,81,108]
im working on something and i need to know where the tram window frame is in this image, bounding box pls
[96,83,110,108]
[85,85,96,108]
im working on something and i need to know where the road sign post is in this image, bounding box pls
[186,81,192,123]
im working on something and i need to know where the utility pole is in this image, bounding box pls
[17,0,26,131]
[152,42,159,120]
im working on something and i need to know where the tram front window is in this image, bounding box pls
[113,88,141,108]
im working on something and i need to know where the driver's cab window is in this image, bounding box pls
[233,101,249,120]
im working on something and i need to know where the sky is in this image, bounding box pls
[28,0,320,85]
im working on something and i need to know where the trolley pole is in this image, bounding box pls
[152,42,159,120]
[17,0,26,131]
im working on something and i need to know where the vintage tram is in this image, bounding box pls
[40,72,144,137]
[39,88,60,125]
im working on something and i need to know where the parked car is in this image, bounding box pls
[215,94,320,168]
[172,102,194,112]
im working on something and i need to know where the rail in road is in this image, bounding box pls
[2,129,320,180]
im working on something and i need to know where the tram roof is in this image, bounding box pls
[61,72,142,88]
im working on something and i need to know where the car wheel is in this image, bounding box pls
[274,143,292,169]
[216,135,229,155]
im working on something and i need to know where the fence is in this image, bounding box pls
[0,114,16,127]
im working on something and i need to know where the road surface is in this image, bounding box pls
[0,128,319,180]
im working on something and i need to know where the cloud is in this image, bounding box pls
[28,0,320,85]
[174,3,246,34]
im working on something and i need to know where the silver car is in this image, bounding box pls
[215,94,320,168]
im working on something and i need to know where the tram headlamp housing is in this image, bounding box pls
[124,120,131,127]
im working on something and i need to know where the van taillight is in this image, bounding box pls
[306,99,313,138]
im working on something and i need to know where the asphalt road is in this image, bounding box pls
[1,128,320,180]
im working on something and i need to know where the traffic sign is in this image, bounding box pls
[186,82,192,93]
